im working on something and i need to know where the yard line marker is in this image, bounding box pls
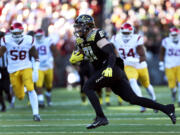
[0,131,180,134]
[0,113,165,116]
[0,123,180,127]
[0,117,179,121]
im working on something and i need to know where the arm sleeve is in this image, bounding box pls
[101,43,116,68]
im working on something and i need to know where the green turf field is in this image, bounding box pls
[0,86,179,135]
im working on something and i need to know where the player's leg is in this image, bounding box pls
[0,84,5,112]
[96,89,103,105]
[22,68,40,121]
[36,70,45,108]
[165,67,177,102]
[10,71,25,100]
[82,69,109,129]
[44,69,53,106]
[125,66,145,112]
[138,68,156,101]
[111,66,176,124]
[176,66,180,106]
[78,69,87,105]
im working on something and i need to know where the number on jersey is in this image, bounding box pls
[82,46,97,62]
[37,45,47,55]
[10,50,26,60]
[168,48,180,56]
[119,48,135,59]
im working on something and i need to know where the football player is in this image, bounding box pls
[69,14,176,129]
[111,23,157,112]
[34,29,57,107]
[0,22,40,121]
[159,27,180,105]
[0,31,12,112]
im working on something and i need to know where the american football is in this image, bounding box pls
[0,0,179,135]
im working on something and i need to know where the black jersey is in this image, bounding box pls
[76,28,109,70]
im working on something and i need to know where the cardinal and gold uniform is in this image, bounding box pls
[1,35,34,99]
[162,37,180,88]
[35,37,54,89]
[111,34,150,88]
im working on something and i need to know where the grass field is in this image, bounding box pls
[0,86,179,135]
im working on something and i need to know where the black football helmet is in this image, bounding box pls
[74,14,95,37]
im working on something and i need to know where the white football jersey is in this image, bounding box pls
[111,33,147,69]
[162,37,180,68]
[0,35,34,73]
[35,37,54,70]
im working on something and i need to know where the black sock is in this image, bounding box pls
[84,89,105,118]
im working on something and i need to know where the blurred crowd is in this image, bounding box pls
[0,0,179,86]
[110,0,180,54]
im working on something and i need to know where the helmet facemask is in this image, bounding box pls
[35,29,44,43]
[74,14,95,38]
[169,28,179,43]
[10,22,24,43]
[120,23,134,43]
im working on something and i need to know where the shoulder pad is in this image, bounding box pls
[87,29,98,42]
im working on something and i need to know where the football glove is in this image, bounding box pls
[159,61,164,71]
[32,61,39,82]
[69,51,84,64]
[102,67,112,77]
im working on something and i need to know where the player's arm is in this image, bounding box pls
[97,38,116,77]
[29,46,39,60]
[159,46,165,62]
[29,46,39,82]
[50,44,58,58]
[159,46,166,71]
[136,45,146,63]
[0,46,6,57]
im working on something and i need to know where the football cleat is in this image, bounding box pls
[166,104,176,124]
[38,101,45,108]
[33,114,41,122]
[106,102,111,106]
[140,107,146,113]
[86,116,109,129]
[45,94,52,107]
[153,109,158,113]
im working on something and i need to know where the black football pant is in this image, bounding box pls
[82,65,168,118]
[0,68,12,111]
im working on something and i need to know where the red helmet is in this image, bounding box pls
[10,22,24,38]
[169,27,179,42]
[35,29,44,36]
[120,23,134,41]
[35,29,44,41]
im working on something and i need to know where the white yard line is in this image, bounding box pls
[0,131,180,134]
[0,123,180,127]
[0,113,166,116]
[0,117,179,121]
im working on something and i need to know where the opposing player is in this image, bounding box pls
[159,27,180,105]
[69,14,176,129]
[34,29,57,107]
[111,23,156,112]
[0,22,40,121]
